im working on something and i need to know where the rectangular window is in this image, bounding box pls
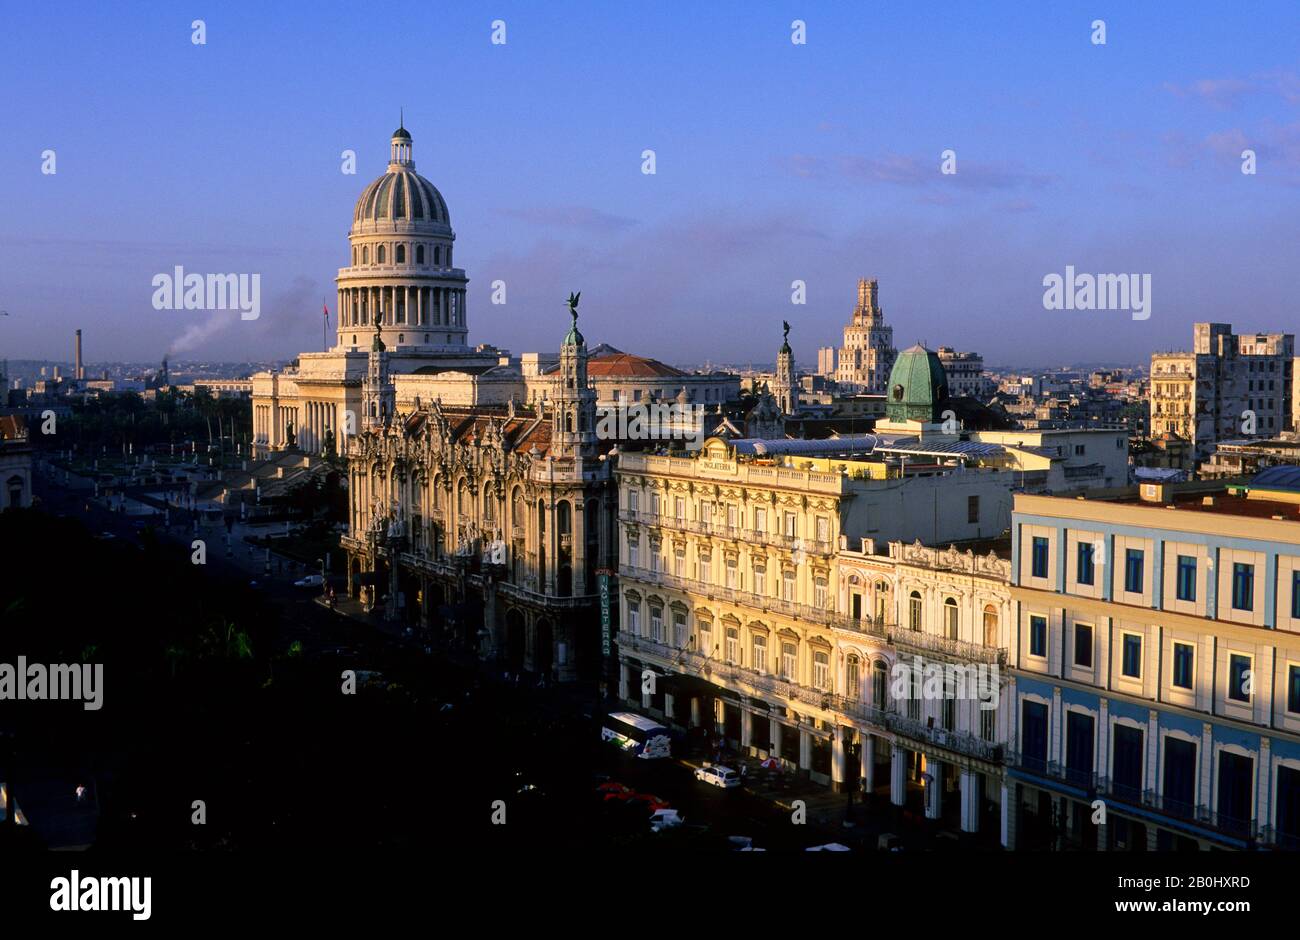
[1020,701,1049,771]
[1125,548,1144,594]
[1076,541,1095,586]
[674,497,685,521]
[814,580,827,610]
[1073,623,1093,668]
[697,620,711,654]
[627,490,638,513]
[753,566,766,596]
[1031,536,1049,579]
[673,611,688,648]
[650,608,663,642]
[813,653,829,690]
[726,503,737,529]
[780,643,797,680]
[1289,665,1300,715]
[697,553,711,584]
[627,538,639,569]
[1112,725,1144,800]
[784,512,796,538]
[816,516,830,544]
[627,603,640,636]
[1228,654,1252,702]
[1232,563,1255,611]
[650,492,660,516]
[752,637,767,673]
[1122,634,1142,679]
[754,508,766,533]
[1029,615,1047,658]
[967,495,980,524]
[1172,642,1194,690]
[673,550,685,577]
[782,571,795,602]
[725,628,738,664]
[1293,572,1300,620]
[1176,555,1197,602]
[725,559,737,589]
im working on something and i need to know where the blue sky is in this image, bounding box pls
[2,1,1299,367]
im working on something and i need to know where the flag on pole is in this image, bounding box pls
[323,300,329,319]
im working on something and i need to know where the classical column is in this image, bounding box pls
[798,728,811,771]
[861,732,875,794]
[663,693,675,723]
[832,726,846,792]
[960,769,979,832]
[740,709,753,749]
[926,758,943,820]
[770,717,781,761]
[890,744,907,806]
[690,696,701,728]
[618,662,629,701]
[1001,780,1018,849]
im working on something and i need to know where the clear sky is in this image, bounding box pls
[2,1,1299,368]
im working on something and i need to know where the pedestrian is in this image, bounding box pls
[75,784,87,804]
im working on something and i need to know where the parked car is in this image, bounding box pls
[648,809,684,832]
[626,793,671,814]
[694,764,741,789]
[596,782,635,801]
[806,842,852,852]
[294,574,324,587]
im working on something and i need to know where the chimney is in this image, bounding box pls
[74,329,84,380]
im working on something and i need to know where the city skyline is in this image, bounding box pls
[4,2,1300,364]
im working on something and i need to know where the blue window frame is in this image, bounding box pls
[1292,571,1300,620]
[1232,563,1254,611]
[1288,665,1300,715]
[1176,556,1196,602]
[1076,542,1095,586]
[1031,537,1049,579]
[1228,654,1252,702]
[1029,615,1047,658]
[1125,549,1144,594]
[1122,634,1142,678]
[1172,643,1194,690]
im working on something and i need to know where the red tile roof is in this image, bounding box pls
[587,353,687,379]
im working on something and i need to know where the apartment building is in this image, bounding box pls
[1007,472,1300,849]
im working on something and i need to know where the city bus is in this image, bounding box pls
[601,711,672,759]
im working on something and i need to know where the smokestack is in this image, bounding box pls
[74,329,84,381]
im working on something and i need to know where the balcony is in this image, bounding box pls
[496,580,598,609]
[888,713,1002,763]
[619,510,835,556]
[889,628,1007,665]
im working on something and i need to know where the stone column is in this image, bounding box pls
[798,728,811,771]
[741,709,753,749]
[770,717,781,761]
[1001,780,1018,849]
[862,732,875,794]
[926,758,943,820]
[663,693,675,724]
[690,696,701,728]
[618,662,629,701]
[890,744,907,806]
[960,769,979,832]
[832,726,846,792]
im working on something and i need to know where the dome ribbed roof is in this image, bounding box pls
[885,343,949,422]
[353,169,450,226]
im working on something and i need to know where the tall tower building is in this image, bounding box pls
[551,296,598,460]
[774,321,797,415]
[835,278,897,393]
[74,329,84,381]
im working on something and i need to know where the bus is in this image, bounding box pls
[601,711,672,759]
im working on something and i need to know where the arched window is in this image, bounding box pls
[434,245,442,265]
[944,597,959,640]
[483,490,496,524]
[377,245,386,264]
[395,244,406,264]
[416,245,425,264]
[872,660,888,709]
[846,655,860,700]
[983,604,999,648]
[398,334,404,343]
[909,591,923,632]
[362,245,369,264]
[352,247,357,266]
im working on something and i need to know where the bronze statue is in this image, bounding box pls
[566,291,581,328]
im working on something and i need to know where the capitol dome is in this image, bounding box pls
[333,124,470,354]
[351,126,451,230]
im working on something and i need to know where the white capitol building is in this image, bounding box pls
[251,124,738,456]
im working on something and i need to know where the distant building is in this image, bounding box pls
[1150,322,1294,461]
[835,279,897,394]
[817,346,837,377]
[937,347,992,399]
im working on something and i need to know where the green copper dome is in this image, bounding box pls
[562,323,585,347]
[885,343,948,422]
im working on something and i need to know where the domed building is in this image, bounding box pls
[336,123,469,352]
[884,343,950,425]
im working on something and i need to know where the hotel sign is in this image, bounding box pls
[699,459,736,474]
